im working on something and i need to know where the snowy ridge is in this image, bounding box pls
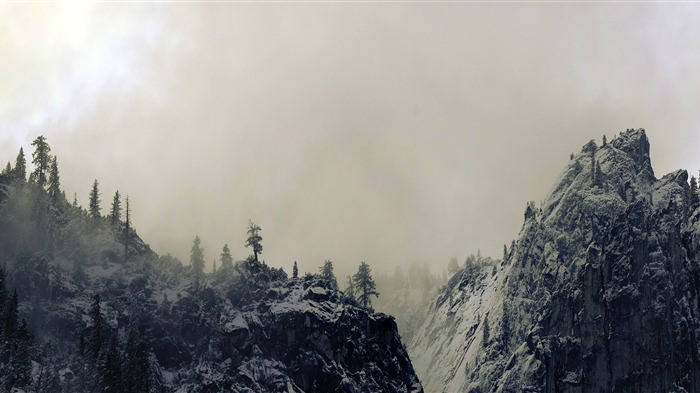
[411,129,700,392]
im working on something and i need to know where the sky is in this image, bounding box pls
[2,3,700,279]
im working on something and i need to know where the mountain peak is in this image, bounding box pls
[608,128,653,178]
[411,128,700,393]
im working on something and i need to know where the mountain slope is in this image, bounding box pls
[0,169,422,392]
[411,129,700,392]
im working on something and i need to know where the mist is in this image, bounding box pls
[3,3,700,279]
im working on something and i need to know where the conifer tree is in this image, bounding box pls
[292,261,299,279]
[30,135,51,187]
[110,191,121,224]
[47,156,61,201]
[345,275,355,301]
[245,220,263,263]
[220,244,233,270]
[89,180,101,219]
[2,162,11,176]
[353,262,379,309]
[73,193,79,208]
[124,195,131,262]
[191,236,205,285]
[13,147,26,182]
[212,259,216,274]
[602,134,607,147]
[319,260,338,289]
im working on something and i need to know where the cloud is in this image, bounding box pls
[2,3,700,279]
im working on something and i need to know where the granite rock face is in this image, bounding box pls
[411,129,700,392]
[217,274,423,393]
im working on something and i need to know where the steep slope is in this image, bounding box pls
[0,173,422,392]
[411,129,700,392]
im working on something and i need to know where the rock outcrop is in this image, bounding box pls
[411,129,700,392]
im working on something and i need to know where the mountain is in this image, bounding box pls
[0,156,422,392]
[410,129,700,392]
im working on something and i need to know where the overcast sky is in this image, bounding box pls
[2,3,700,279]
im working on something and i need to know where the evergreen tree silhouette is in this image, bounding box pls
[245,220,263,263]
[89,180,101,219]
[353,262,379,309]
[30,135,51,187]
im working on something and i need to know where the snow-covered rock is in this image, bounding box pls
[0,173,423,392]
[411,129,700,392]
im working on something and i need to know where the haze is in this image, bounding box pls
[2,3,700,279]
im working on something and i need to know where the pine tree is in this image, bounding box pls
[13,147,26,182]
[602,134,607,147]
[191,236,205,286]
[110,190,121,224]
[47,156,61,201]
[89,179,101,219]
[345,275,355,301]
[245,220,263,262]
[124,195,131,262]
[212,259,217,274]
[2,162,11,176]
[30,135,51,187]
[292,261,299,279]
[353,262,379,309]
[319,260,338,289]
[220,244,234,270]
[73,193,79,208]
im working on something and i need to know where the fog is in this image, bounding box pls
[2,3,700,279]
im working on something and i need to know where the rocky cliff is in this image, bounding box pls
[0,171,422,392]
[410,129,700,392]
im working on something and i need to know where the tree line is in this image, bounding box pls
[2,136,137,262]
[189,220,380,309]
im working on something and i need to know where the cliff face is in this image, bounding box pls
[411,129,700,392]
[214,274,423,392]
